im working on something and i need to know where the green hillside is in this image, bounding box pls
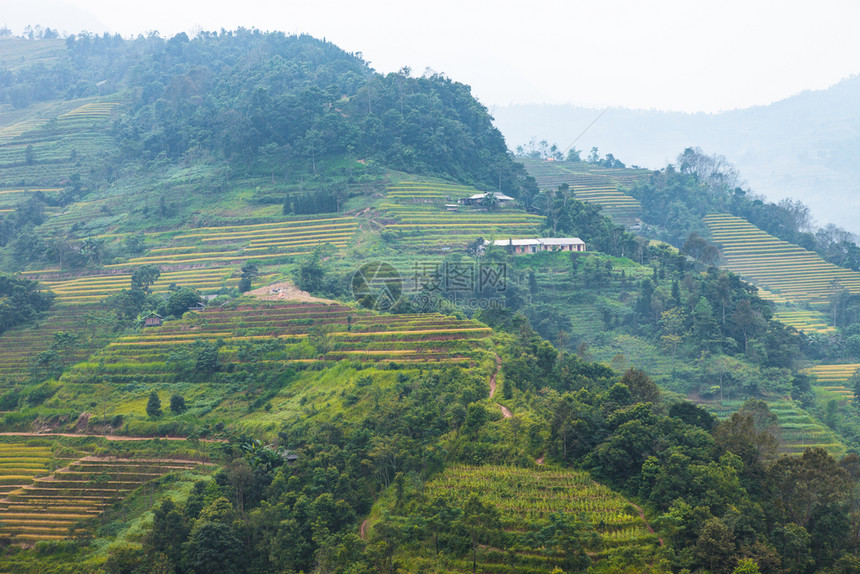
[0,30,859,574]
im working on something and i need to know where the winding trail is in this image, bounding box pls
[488,353,501,398]
[360,518,369,540]
[489,353,512,419]
[629,501,663,546]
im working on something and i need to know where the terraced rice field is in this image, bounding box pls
[704,214,860,304]
[377,202,542,251]
[696,398,845,456]
[772,306,836,334]
[41,268,246,304]
[570,185,642,224]
[385,181,477,201]
[0,94,126,187]
[102,216,358,269]
[0,444,53,497]
[412,464,657,571]
[0,456,200,544]
[35,197,127,236]
[805,364,859,403]
[520,159,648,225]
[0,304,102,383]
[0,188,60,210]
[63,301,493,381]
[0,119,48,143]
[57,102,119,121]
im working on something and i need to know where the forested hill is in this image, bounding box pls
[1,31,534,196]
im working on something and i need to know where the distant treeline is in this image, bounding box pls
[1,30,536,199]
[630,147,860,271]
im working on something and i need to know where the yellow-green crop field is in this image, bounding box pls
[399,464,658,571]
[696,398,846,457]
[39,268,251,304]
[772,307,836,334]
[805,364,859,403]
[0,444,53,496]
[0,454,200,543]
[704,213,860,304]
[385,181,478,201]
[519,158,647,226]
[101,215,358,269]
[59,301,493,386]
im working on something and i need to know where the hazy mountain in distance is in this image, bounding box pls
[493,75,860,234]
[3,0,107,36]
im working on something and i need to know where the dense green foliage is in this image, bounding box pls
[4,28,860,574]
[2,30,534,199]
[0,272,54,334]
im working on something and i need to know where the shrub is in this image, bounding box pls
[170,393,187,415]
[147,391,163,418]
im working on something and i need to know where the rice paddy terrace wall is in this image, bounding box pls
[63,301,493,384]
[520,159,647,226]
[805,364,859,403]
[400,464,659,572]
[772,307,836,335]
[0,443,53,497]
[0,453,200,544]
[38,268,247,304]
[704,213,860,304]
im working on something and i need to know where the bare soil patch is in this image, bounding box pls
[246,281,336,303]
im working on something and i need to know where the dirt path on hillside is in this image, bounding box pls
[0,432,226,442]
[628,501,663,546]
[488,353,512,418]
[489,353,501,398]
[246,281,335,303]
[360,518,369,540]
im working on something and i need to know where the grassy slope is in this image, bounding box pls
[0,42,855,571]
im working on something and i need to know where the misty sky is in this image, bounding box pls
[5,0,860,113]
